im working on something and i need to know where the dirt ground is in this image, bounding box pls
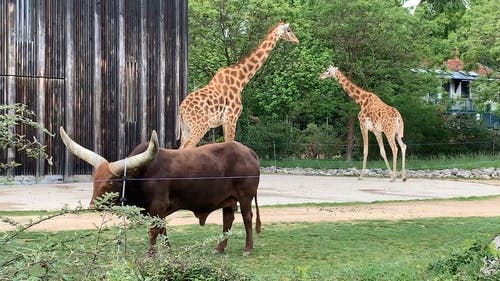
[1,178,499,232]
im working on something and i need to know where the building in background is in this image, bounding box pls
[422,56,499,129]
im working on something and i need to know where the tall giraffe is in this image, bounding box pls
[320,65,407,182]
[179,20,299,149]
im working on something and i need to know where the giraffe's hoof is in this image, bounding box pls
[242,250,252,257]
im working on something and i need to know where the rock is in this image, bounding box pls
[260,167,499,179]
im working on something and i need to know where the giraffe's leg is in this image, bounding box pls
[396,134,407,181]
[179,119,191,149]
[374,132,393,181]
[359,126,369,180]
[385,136,399,182]
[180,118,210,148]
[223,112,241,142]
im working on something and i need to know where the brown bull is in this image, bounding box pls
[59,127,261,256]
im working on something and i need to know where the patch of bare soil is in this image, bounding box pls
[2,196,500,232]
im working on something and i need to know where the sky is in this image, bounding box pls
[402,0,422,8]
[402,0,422,14]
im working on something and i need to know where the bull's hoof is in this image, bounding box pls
[212,248,225,255]
[402,177,407,182]
[242,250,252,257]
[148,249,156,258]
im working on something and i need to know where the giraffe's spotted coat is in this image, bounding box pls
[179,21,299,149]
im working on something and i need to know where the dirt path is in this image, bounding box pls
[2,196,500,232]
[1,178,499,231]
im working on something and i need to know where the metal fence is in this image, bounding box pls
[0,0,188,181]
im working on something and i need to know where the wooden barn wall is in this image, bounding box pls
[0,0,188,180]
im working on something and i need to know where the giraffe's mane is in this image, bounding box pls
[232,21,284,67]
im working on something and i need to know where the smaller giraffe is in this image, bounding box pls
[179,20,299,149]
[320,65,407,181]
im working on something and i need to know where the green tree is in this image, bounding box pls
[187,0,492,159]
[472,77,500,116]
[188,0,297,89]
[456,0,499,70]
[315,0,443,158]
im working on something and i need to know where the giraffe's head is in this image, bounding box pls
[275,21,299,44]
[319,65,338,80]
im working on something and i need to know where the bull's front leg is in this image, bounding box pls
[213,206,235,254]
[149,226,167,256]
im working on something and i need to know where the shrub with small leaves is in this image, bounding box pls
[0,194,253,281]
[0,103,53,171]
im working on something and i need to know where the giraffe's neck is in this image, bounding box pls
[233,28,279,86]
[335,70,368,106]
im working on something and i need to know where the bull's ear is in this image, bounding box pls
[59,127,107,168]
[108,130,159,176]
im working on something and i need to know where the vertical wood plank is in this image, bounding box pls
[93,0,102,155]
[7,0,16,177]
[117,0,125,158]
[64,0,75,180]
[158,0,166,147]
[36,0,46,177]
[139,0,147,142]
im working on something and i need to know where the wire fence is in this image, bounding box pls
[242,139,499,161]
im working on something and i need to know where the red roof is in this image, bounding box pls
[446,58,463,71]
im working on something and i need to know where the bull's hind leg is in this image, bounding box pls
[213,206,235,254]
[239,200,254,256]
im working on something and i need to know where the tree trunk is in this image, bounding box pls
[346,115,356,161]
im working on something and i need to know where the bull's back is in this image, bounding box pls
[128,141,259,214]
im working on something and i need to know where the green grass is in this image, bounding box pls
[3,217,499,280]
[170,218,500,280]
[261,153,500,170]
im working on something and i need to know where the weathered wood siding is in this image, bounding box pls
[0,0,188,180]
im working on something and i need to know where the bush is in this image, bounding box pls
[427,239,500,280]
[0,103,53,171]
[239,118,304,159]
[0,194,252,281]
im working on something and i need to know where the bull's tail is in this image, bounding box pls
[254,194,261,234]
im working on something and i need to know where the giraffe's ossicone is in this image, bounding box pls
[179,20,299,149]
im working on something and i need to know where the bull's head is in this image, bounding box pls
[59,127,159,208]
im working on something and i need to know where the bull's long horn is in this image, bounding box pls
[60,127,107,168]
[108,130,159,176]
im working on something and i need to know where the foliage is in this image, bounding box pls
[472,77,500,116]
[443,113,497,154]
[1,206,500,280]
[239,117,304,159]
[187,0,499,160]
[0,103,53,171]
[188,0,297,89]
[455,0,500,71]
[427,239,500,279]
[302,123,341,159]
[0,193,251,280]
